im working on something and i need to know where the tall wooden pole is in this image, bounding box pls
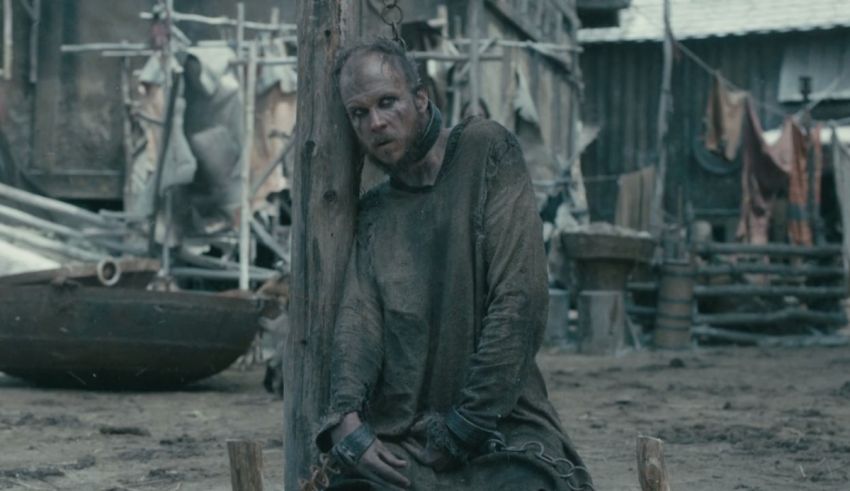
[284,0,364,489]
[239,42,257,290]
[467,0,481,115]
[649,0,673,238]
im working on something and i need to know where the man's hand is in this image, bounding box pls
[331,412,410,488]
[401,438,455,472]
[356,438,410,488]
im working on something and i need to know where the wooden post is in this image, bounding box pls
[236,3,245,58]
[636,436,671,491]
[239,42,257,290]
[160,0,175,276]
[227,440,264,491]
[283,0,365,489]
[120,53,134,206]
[2,0,12,80]
[467,0,481,116]
[577,291,626,355]
[649,0,673,238]
[29,0,40,83]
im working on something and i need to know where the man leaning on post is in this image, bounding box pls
[313,38,593,491]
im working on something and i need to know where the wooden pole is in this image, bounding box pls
[467,0,481,116]
[120,53,134,207]
[2,0,12,80]
[160,0,175,276]
[0,223,106,262]
[637,436,671,491]
[239,42,257,291]
[649,0,673,238]
[284,0,364,489]
[0,182,112,228]
[28,0,40,83]
[139,10,295,32]
[694,241,841,257]
[693,284,845,299]
[236,3,245,59]
[227,440,264,491]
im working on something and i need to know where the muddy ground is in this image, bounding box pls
[2,344,850,491]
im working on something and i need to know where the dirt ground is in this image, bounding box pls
[2,344,850,491]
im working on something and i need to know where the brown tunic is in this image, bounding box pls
[318,118,592,490]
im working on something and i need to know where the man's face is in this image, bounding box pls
[339,52,428,173]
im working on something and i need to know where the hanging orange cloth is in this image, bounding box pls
[704,75,748,161]
[779,121,823,245]
[735,100,788,245]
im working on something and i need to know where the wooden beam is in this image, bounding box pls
[694,242,842,257]
[2,0,12,80]
[694,284,846,299]
[468,0,482,115]
[695,308,846,326]
[283,0,364,489]
[697,263,844,278]
[28,0,39,83]
[239,41,257,291]
[648,0,673,238]
[0,182,112,228]
[140,10,295,32]
[0,223,105,262]
[693,325,850,347]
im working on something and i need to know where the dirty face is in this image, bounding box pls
[339,52,428,173]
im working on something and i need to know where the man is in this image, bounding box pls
[314,39,593,490]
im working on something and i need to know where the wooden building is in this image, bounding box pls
[578,0,850,237]
[0,0,583,211]
[0,0,290,202]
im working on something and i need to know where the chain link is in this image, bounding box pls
[298,453,341,491]
[379,0,406,49]
[487,438,595,491]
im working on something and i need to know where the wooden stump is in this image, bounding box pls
[227,440,264,491]
[578,290,625,354]
[636,435,670,491]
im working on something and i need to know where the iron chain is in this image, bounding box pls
[379,0,406,49]
[486,439,595,491]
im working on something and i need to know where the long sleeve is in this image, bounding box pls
[315,233,384,452]
[448,131,549,449]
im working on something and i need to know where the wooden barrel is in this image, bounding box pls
[655,259,695,349]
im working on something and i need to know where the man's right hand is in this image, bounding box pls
[331,412,410,489]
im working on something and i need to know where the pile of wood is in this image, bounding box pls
[691,241,848,346]
[626,240,849,347]
[0,180,283,287]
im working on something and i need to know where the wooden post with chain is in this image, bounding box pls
[284,0,366,489]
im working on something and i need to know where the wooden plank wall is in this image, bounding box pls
[580,28,850,223]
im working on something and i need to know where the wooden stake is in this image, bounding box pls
[284,0,364,489]
[637,435,671,491]
[227,440,264,491]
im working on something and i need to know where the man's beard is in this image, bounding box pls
[367,116,426,177]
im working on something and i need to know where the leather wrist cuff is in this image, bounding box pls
[444,408,500,451]
[330,423,376,469]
